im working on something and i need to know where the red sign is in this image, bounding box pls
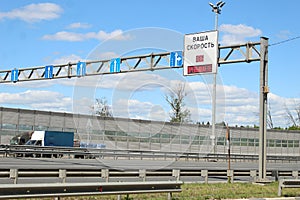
[187,65,212,74]
[196,55,204,62]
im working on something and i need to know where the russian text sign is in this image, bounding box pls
[183,30,218,76]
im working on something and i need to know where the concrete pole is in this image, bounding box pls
[258,37,269,181]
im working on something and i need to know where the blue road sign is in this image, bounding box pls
[170,51,183,67]
[77,62,86,77]
[11,69,18,82]
[110,58,121,73]
[45,65,53,79]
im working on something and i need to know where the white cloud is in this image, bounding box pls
[9,80,56,89]
[72,97,94,114]
[42,29,132,42]
[186,80,300,127]
[97,52,120,60]
[66,22,92,29]
[112,99,168,121]
[0,3,63,23]
[53,54,83,64]
[223,85,258,106]
[188,81,211,103]
[43,31,84,42]
[86,51,120,61]
[0,90,71,111]
[1,70,299,128]
[72,97,169,122]
[69,71,170,91]
[219,24,262,45]
[188,106,212,123]
[111,73,169,91]
[268,93,300,127]
[220,24,262,37]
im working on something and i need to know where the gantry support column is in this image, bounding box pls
[258,37,269,181]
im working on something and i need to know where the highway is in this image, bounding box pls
[1,157,299,171]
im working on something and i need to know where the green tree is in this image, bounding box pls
[165,83,191,123]
[92,97,113,117]
[285,102,300,129]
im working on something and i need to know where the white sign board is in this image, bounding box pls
[183,30,218,76]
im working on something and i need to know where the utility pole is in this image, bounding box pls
[258,37,269,182]
[209,1,225,153]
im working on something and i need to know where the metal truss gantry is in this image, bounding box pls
[0,37,269,181]
[1,40,262,83]
[0,52,179,83]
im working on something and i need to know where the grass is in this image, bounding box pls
[32,182,300,200]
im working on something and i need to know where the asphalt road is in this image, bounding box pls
[0,157,299,171]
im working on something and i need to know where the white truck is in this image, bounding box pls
[24,131,74,158]
[25,131,74,147]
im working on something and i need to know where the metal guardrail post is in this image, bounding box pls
[9,169,18,184]
[227,170,233,183]
[59,169,66,183]
[139,169,146,182]
[172,169,180,182]
[117,194,121,200]
[292,170,298,179]
[101,169,109,182]
[201,170,208,183]
[250,170,257,182]
[278,179,283,196]
[167,192,173,200]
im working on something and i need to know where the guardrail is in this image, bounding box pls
[278,179,300,196]
[1,144,300,162]
[1,167,299,199]
[1,168,299,185]
[0,181,182,200]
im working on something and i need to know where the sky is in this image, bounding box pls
[0,0,300,128]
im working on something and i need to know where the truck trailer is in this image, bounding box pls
[24,131,74,158]
[25,131,74,147]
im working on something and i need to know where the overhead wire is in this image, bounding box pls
[269,36,300,47]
